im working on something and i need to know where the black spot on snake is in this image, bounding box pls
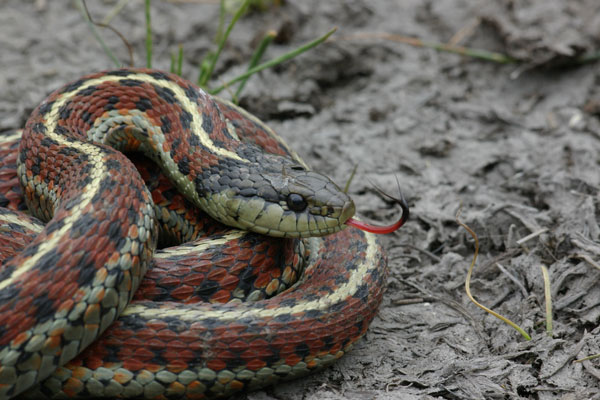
[58,104,72,121]
[31,291,56,324]
[38,101,55,115]
[226,357,246,370]
[160,115,172,134]
[177,155,190,176]
[322,335,335,351]
[201,111,214,134]
[148,71,173,82]
[135,98,153,112]
[77,85,99,97]
[40,137,58,147]
[295,342,310,358]
[45,217,66,235]
[196,280,220,298]
[184,84,200,104]
[105,70,133,77]
[62,78,86,93]
[352,283,369,302]
[180,109,192,130]
[75,252,103,287]
[153,84,177,104]
[33,247,61,273]
[80,110,92,124]
[274,313,293,323]
[32,123,46,134]
[120,79,144,87]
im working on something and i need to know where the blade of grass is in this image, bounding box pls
[456,206,531,340]
[170,52,176,73]
[198,0,251,87]
[339,32,517,64]
[75,0,121,67]
[80,0,134,66]
[101,0,131,25]
[215,0,226,45]
[176,44,184,75]
[448,18,480,47]
[209,27,337,95]
[234,30,276,101]
[574,253,600,271]
[198,0,227,84]
[170,45,184,74]
[198,54,214,86]
[145,0,152,68]
[575,354,600,363]
[540,264,553,337]
[343,164,358,194]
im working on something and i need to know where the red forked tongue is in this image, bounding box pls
[345,189,410,234]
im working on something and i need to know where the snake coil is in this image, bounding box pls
[0,69,389,399]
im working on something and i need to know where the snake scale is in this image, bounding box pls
[0,68,406,399]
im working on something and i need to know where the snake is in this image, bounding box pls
[0,68,407,399]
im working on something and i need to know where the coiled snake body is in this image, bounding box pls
[0,69,389,399]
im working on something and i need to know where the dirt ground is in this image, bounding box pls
[2,1,600,399]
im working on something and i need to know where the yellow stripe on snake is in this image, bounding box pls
[0,68,405,399]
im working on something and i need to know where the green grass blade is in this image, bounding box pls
[209,27,337,95]
[198,0,251,87]
[575,353,600,363]
[170,45,184,75]
[234,30,276,100]
[75,0,121,67]
[343,164,358,194]
[177,44,184,76]
[198,54,214,87]
[170,50,176,73]
[215,0,226,45]
[145,0,152,68]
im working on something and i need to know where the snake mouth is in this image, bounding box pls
[290,198,355,238]
[340,201,355,224]
[256,208,355,238]
[242,200,355,238]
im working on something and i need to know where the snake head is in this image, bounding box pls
[204,156,355,238]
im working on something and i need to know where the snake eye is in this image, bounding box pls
[287,193,307,212]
